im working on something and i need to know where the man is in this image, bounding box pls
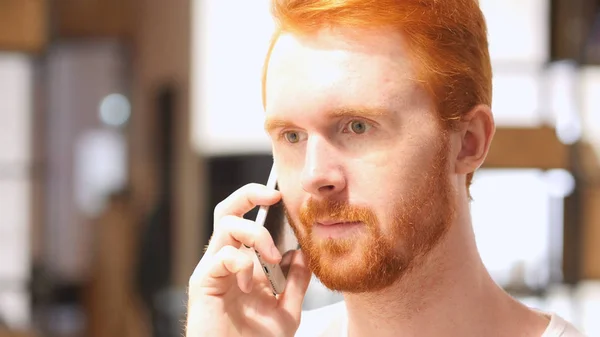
[186,0,585,336]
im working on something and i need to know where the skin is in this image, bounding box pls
[186,26,551,337]
[266,26,455,294]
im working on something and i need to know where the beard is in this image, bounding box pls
[284,137,456,293]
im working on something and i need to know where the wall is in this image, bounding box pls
[131,0,203,289]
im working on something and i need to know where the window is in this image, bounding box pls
[0,53,32,329]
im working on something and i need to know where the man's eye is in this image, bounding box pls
[347,120,370,134]
[283,131,301,143]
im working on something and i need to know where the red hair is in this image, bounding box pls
[261,0,492,191]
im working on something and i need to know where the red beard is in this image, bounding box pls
[285,138,455,293]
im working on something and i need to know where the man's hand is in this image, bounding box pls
[186,183,312,337]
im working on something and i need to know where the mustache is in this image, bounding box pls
[299,198,378,225]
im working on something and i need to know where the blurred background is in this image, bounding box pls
[0,0,600,336]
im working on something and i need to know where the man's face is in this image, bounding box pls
[264,27,457,293]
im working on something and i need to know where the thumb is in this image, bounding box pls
[277,249,312,319]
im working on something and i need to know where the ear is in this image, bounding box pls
[455,104,495,175]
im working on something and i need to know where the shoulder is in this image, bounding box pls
[541,313,587,337]
[295,300,347,337]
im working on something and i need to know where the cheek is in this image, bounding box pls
[274,153,305,187]
[347,144,438,211]
[349,149,417,196]
[273,144,305,169]
[277,183,303,217]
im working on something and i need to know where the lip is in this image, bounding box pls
[313,221,363,239]
[316,220,360,226]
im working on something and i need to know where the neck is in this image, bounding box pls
[342,202,549,337]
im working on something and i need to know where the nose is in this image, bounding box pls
[300,136,346,198]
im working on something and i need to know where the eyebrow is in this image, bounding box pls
[264,106,390,134]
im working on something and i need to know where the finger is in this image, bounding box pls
[207,216,282,263]
[278,250,312,318]
[280,249,296,278]
[207,246,255,293]
[213,183,281,222]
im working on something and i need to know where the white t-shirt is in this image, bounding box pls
[296,300,586,337]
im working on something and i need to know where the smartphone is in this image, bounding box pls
[251,164,288,295]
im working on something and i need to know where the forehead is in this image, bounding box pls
[264,27,430,117]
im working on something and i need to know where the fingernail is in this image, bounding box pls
[271,246,282,260]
